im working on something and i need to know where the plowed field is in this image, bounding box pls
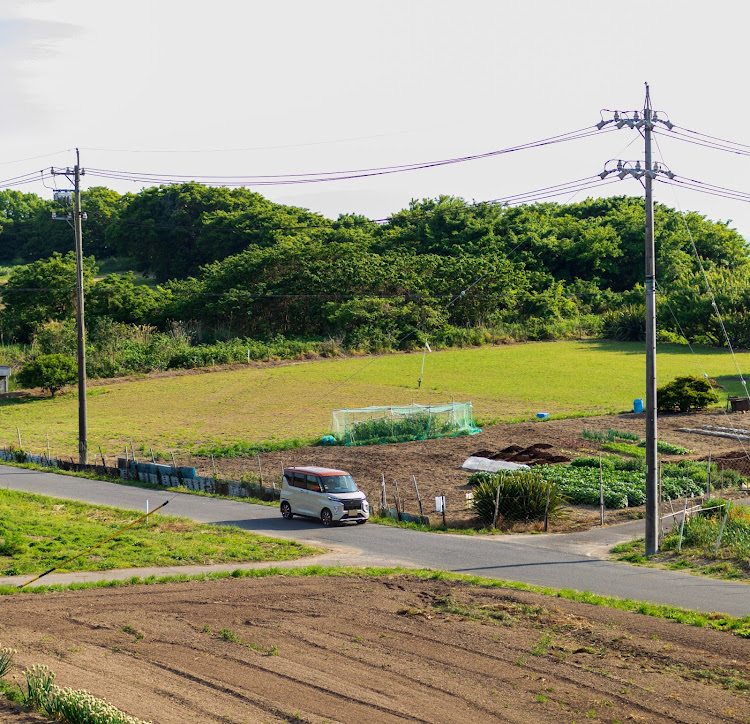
[1,575,748,723]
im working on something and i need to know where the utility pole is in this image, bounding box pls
[597,85,675,555]
[52,149,88,465]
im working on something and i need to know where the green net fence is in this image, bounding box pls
[331,402,481,446]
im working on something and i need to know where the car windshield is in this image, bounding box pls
[321,475,358,493]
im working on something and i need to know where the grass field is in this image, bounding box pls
[0,488,318,576]
[2,340,750,459]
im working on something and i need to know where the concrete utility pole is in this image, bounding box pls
[597,85,675,555]
[52,150,88,465]
[73,149,88,466]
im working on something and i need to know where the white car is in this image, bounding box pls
[280,466,369,526]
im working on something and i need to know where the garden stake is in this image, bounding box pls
[604,458,608,528]
[492,477,502,529]
[257,455,264,485]
[393,479,402,520]
[707,451,711,499]
[412,475,424,519]
[125,447,129,478]
[544,483,551,532]
[150,448,156,464]
[46,433,50,462]
[17,500,170,589]
[98,445,106,468]
[441,493,446,527]
[677,497,688,552]
[714,501,732,556]
[130,441,138,466]
[381,473,386,510]
[16,427,21,449]
[170,451,177,469]
[211,454,218,480]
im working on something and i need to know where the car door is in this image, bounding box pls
[306,474,324,518]
[291,472,311,515]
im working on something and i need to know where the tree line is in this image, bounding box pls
[0,184,748,379]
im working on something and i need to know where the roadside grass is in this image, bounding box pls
[0,488,319,576]
[611,501,750,582]
[0,566,747,638]
[3,340,750,459]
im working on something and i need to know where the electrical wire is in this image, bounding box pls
[82,126,614,188]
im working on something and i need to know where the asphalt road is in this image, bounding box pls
[2,465,749,617]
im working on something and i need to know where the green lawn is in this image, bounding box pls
[0,488,319,577]
[2,340,749,459]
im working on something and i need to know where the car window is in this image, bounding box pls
[292,473,306,487]
[306,474,321,492]
[320,475,358,493]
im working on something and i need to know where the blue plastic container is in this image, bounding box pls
[633,398,644,414]
[536,412,550,420]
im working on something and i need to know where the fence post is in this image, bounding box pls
[441,493,446,528]
[707,451,712,500]
[713,501,732,557]
[257,455,264,486]
[412,475,424,520]
[493,477,502,529]
[677,497,688,552]
[98,445,106,468]
[544,482,551,532]
[604,458,608,528]
[381,473,386,511]
[46,433,51,463]
[16,427,21,449]
[393,479,402,521]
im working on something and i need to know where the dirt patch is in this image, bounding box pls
[0,576,747,723]
[179,410,750,531]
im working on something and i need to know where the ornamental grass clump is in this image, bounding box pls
[469,470,565,525]
[21,663,152,724]
[0,647,15,678]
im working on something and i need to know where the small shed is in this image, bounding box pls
[0,366,10,393]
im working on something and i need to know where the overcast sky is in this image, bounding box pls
[2,0,750,240]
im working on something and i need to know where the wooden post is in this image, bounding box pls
[150,447,156,464]
[381,473,386,510]
[707,451,712,500]
[170,451,177,469]
[714,501,732,556]
[130,441,138,465]
[412,475,424,519]
[257,455,264,485]
[604,458,608,528]
[16,426,21,449]
[46,433,51,463]
[441,494,446,528]
[98,445,106,468]
[211,453,218,480]
[393,479,402,520]
[492,477,502,529]
[544,483,551,532]
[677,497,688,552]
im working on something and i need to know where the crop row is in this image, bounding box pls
[534,464,705,509]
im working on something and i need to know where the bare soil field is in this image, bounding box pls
[186,410,750,530]
[1,575,749,724]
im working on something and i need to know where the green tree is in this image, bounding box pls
[17,354,77,397]
[657,375,719,413]
[0,252,96,342]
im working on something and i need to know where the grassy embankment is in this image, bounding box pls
[0,488,319,577]
[1,340,749,459]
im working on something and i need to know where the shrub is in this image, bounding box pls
[16,354,77,397]
[657,375,719,413]
[469,469,565,525]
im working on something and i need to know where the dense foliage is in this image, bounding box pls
[1,184,749,380]
[657,375,720,412]
[469,469,565,524]
[16,354,77,397]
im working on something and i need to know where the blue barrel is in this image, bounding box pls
[633,398,644,413]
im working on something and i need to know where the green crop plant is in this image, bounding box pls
[0,648,15,678]
[469,470,565,524]
[601,442,646,458]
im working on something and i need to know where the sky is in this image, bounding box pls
[2,0,750,239]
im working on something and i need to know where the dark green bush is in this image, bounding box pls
[657,375,719,413]
[469,469,565,525]
[16,354,77,397]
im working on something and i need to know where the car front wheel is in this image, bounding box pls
[321,508,334,526]
[280,501,293,519]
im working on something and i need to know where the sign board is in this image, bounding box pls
[435,495,445,513]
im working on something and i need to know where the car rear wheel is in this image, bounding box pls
[321,508,334,526]
[280,501,293,519]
